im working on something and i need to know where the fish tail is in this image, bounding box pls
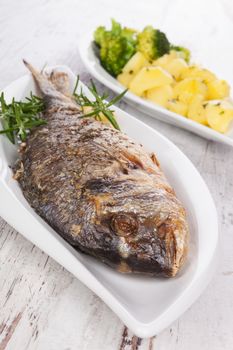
[23,60,70,102]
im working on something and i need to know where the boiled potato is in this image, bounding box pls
[146,85,173,107]
[117,72,134,88]
[122,52,148,74]
[167,99,188,117]
[169,50,181,59]
[152,54,173,68]
[173,78,207,104]
[206,79,230,100]
[162,58,188,80]
[169,49,190,61]
[117,52,148,87]
[129,67,173,96]
[187,94,207,125]
[205,100,233,133]
[180,65,216,83]
[119,50,233,134]
[152,51,180,67]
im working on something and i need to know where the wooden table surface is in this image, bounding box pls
[0,0,233,349]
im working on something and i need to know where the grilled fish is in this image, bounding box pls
[15,61,189,277]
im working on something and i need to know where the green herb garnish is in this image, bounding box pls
[0,92,45,144]
[0,77,127,144]
[73,76,127,130]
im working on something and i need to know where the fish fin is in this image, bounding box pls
[49,70,70,96]
[150,153,160,167]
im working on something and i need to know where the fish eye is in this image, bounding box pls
[111,213,138,237]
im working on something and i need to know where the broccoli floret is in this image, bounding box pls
[93,20,137,77]
[121,28,137,42]
[100,36,136,77]
[170,45,191,63]
[94,26,106,47]
[137,26,170,61]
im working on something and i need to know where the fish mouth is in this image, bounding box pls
[115,231,187,277]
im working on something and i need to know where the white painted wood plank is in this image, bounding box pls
[0,0,233,349]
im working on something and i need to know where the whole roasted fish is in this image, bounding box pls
[15,61,189,277]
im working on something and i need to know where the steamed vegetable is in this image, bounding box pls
[206,79,230,100]
[146,85,173,107]
[180,65,216,82]
[167,99,188,116]
[157,58,188,80]
[94,20,233,134]
[204,101,233,133]
[173,78,207,104]
[94,20,190,76]
[187,94,207,125]
[129,67,173,96]
[94,19,137,77]
[137,26,170,61]
[117,52,148,87]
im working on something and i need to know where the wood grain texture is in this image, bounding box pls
[0,0,233,349]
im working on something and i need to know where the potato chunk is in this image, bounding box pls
[117,72,134,88]
[117,52,148,87]
[187,94,207,125]
[122,52,148,74]
[146,85,173,107]
[206,79,230,100]
[205,100,233,133]
[153,53,175,68]
[129,67,173,96]
[162,58,188,80]
[167,99,188,117]
[152,50,181,68]
[180,65,216,82]
[173,78,207,104]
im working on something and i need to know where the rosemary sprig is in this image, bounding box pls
[0,76,127,144]
[0,92,46,144]
[73,76,127,130]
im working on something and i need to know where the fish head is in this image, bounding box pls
[87,179,188,277]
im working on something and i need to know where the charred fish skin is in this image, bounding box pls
[16,61,189,277]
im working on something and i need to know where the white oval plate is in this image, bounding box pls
[78,33,233,147]
[0,65,218,338]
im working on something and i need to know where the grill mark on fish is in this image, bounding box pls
[15,61,189,277]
